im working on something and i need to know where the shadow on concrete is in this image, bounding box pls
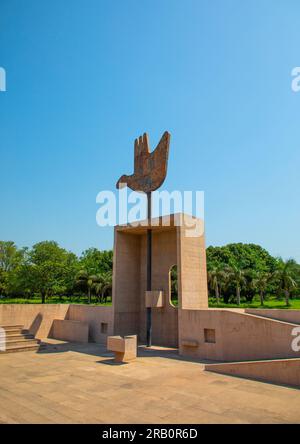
[36,340,217,365]
[137,345,218,364]
[37,340,110,358]
[29,313,43,336]
[96,359,128,366]
[34,341,300,391]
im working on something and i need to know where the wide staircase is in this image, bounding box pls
[0,324,44,354]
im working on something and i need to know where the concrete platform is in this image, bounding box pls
[205,358,300,387]
[0,341,299,424]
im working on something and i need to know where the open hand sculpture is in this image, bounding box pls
[116,131,170,193]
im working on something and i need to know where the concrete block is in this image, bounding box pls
[145,290,164,308]
[107,335,137,362]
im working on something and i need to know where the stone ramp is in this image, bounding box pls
[0,324,45,354]
[202,311,300,387]
[179,308,300,362]
[245,309,300,325]
[205,358,300,388]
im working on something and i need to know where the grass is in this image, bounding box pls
[208,297,300,310]
[1,295,300,309]
[0,295,112,306]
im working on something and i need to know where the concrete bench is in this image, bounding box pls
[107,335,137,362]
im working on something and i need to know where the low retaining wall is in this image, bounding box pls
[179,309,300,361]
[66,305,114,343]
[0,304,114,343]
[205,358,300,388]
[245,309,300,325]
[0,304,69,339]
[51,319,89,343]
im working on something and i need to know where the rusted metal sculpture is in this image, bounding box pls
[116,131,170,192]
[116,131,171,347]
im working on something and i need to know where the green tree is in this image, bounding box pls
[272,259,298,306]
[0,241,23,272]
[79,248,113,275]
[94,271,113,303]
[228,265,246,305]
[170,265,178,306]
[206,243,277,273]
[0,242,26,296]
[27,241,77,303]
[75,270,99,304]
[207,267,226,304]
[253,271,271,306]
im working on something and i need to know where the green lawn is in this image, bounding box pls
[208,297,300,310]
[1,295,300,309]
[0,295,112,306]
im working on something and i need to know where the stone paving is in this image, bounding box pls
[0,340,299,424]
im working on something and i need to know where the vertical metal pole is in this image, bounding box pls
[146,192,152,347]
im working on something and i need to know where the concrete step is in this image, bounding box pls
[0,324,42,354]
[0,343,46,354]
[1,338,40,346]
[4,329,30,336]
[0,325,24,331]
[0,333,35,340]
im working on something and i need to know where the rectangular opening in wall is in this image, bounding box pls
[204,328,216,344]
[101,322,108,334]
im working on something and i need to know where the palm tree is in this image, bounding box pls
[228,265,246,305]
[76,270,98,304]
[272,259,298,306]
[253,271,271,306]
[207,267,223,304]
[218,267,231,301]
[94,272,112,304]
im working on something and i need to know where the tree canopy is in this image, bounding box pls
[0,240,299,306]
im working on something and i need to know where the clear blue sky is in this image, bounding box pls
[1,0,299,261]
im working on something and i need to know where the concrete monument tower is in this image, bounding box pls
[113,132,208,347]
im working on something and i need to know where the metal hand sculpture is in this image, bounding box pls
[116,131,171,348]
[116,131,170,193]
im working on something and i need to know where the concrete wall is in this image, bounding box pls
[205,358,300,388]
[138,229,178,346]
[0,304,114,343]
[0,304,69,339]
[113,231,141,339]
[51,319,89,343]
[113,214,208,347]
[245,309,300,325]
[66,305,114,343]
[113,228,178,347]
[179,309,300,361]
[177,216,208,310]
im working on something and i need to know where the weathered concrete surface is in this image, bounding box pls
[145,290,164,308]
[66,305,114,343]
[107,335,137,362]
[205,358,300,388]
[0,304,69,339]
[0,342,299,424]
[51,320,89,343]
[245,309,300,325]
[179,309,300,361]
[0,305,114,344]
[113,214,208,347]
